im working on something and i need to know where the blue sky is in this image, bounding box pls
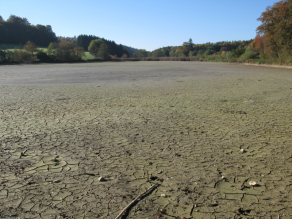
[1,0,279,51]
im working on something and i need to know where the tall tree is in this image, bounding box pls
[0,15,57,46]
[88,39,104,57]
[55,40,75,61]
[97,43,110,60]
[47,42,55,55]
[74,46,85,60]
[188,38,193,52]
[181,42,189,56]
[7,15,30,25]
[257,0,292,56]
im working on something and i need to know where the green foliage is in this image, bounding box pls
[189,51,197,56]
[259,52,267,59]
[225,51,233,60]
[74,46,85,60]
[231,46,246,58]
[0,15,57,47]
[133,49,148,58]
[55,40,75,61]
[47,42,55,55]
[24,41,37,54]
[97,43,110,60]
[77,34,131,57]
[36,51,54,62]
[238,47,258,62]
[152,49,163,57]
[11,49,35,62]
[257,0,292,56]
[204,50,215,56]
[220,47,228,52]
[88,39,104,57]
[197,50,204,57]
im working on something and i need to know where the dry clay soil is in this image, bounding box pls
[0,61,292,219]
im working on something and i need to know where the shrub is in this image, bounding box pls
[36,51,54,62]
[238,47,258,62]
[12,50,35,63]
[204,50,215,56]
[231,46,245,58]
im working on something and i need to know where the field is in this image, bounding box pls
[0,61,292,218]
[0,44,47,51]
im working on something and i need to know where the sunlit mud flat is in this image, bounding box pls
[0,61,292,218]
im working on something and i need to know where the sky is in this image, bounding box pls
[1,0,280,51]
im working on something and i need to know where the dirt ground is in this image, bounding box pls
[0,61,292,219]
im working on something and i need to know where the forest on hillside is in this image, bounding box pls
[0,15,57,47]
[0,0,291,64]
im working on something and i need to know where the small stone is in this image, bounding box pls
[161,194,167,197]
[53,180,60,183]
[249,181,257,186]
[240,149,245,153]
[98,176,106,182]
[157,170,163,174]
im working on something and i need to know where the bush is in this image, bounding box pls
[36,51,55,62]
[231,46,245,58]
[204,50,215,56]
[238,47,258,62]
[12,50,35,63]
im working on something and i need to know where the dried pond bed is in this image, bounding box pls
[0,62,292,218]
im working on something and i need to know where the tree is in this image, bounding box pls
[152,49,163,57]
[47,42,55,55]
[231,46,245,58]
[74,46,85,60]
[56,40,75,61]
[133,49,148,58]
[188,38,193,52]
[88,39,104,57]
[181,42,189,56]
[0,16,4,22]
[97,43,110,60]
[24,41,37,55]
[256,0,292,56]
[204,49,215,56]
[7,15,30,25]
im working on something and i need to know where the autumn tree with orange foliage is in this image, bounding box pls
[181,42,189,56]
[256,0,292,57]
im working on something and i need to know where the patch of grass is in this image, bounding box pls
[0,44,46,51]
[82,52,95,60]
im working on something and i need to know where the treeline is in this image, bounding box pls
[77,35,132,57]
[0,15,57,47]
[0,40,86,63]
[0,37,130,63]
[132,39,252,58]
[132,0,292,65]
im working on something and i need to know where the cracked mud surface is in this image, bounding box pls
[0,61,292,218]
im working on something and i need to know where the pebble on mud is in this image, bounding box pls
[53,180,61,183]
[98,176,106,182]
[249,181,257,186]
[161,194,167,197]
[240,149,245,153]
